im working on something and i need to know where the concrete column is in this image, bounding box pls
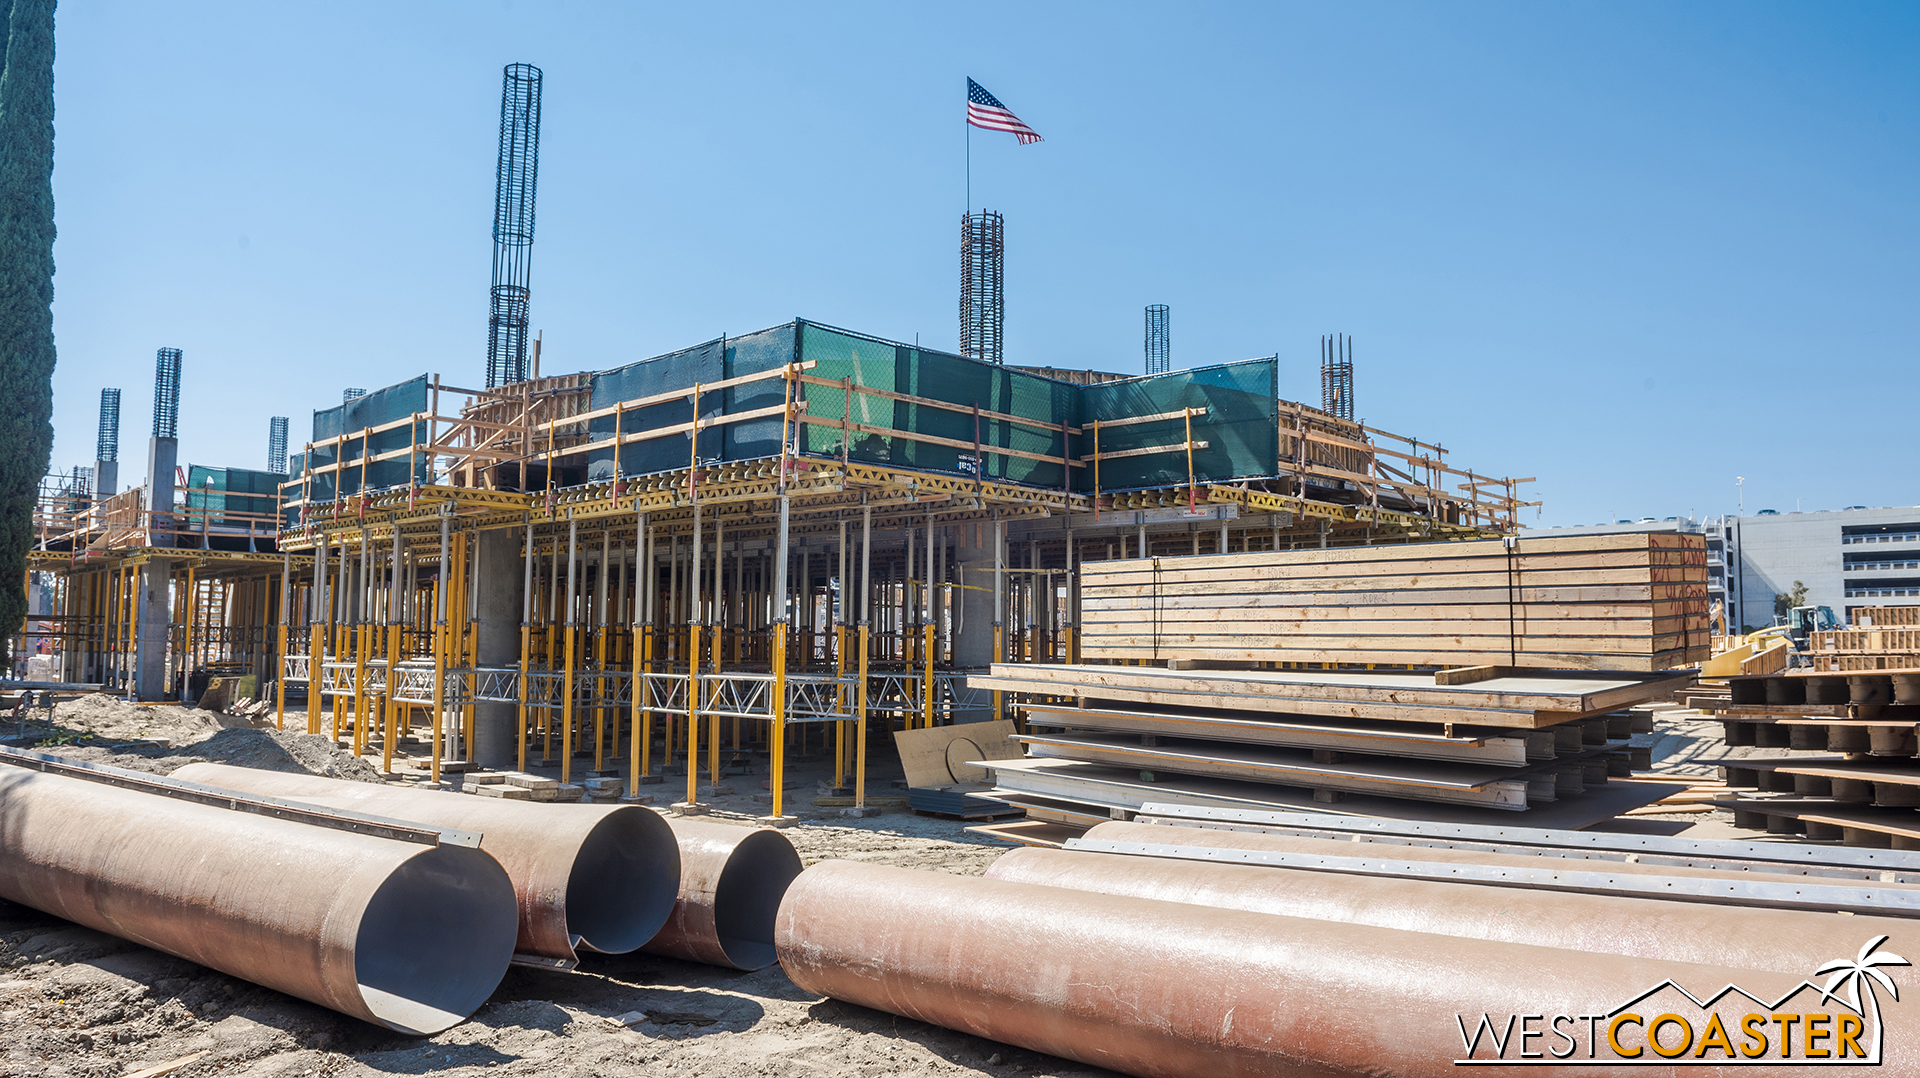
[144,437,177,548]
[952,522,996,670]
[93,459,118,498]
[135,558,173,700]
[472,527,525,768]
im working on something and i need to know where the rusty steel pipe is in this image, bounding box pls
[173,763,679,965]
[777,861,1920,1078]
[987,845,1913,976]
[642,818,803,970]
[0,765,516,1035]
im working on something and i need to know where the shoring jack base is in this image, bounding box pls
[669,801,710,816]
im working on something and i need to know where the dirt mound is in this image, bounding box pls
[48,693,223,745]
[52,727,384,783]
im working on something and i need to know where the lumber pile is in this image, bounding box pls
[1078,532,1709,672]
[1808,609,1920,671]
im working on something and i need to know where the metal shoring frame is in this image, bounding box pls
[383,525,403,774]
[465,525,481,755]
[594,525,610,771]
[922,513,935,730]
[709,506,723,782]
[561,512,579,785]
[857,497,872,810]
[769,493,791,819]
[353,532,369,754]
[633,510,652,791]
[682,486,703,811]
[276,550,291,730]
[835,516,848,788]
[992,512,1004,720]
[432,507,450,783]
[516,516,533,771]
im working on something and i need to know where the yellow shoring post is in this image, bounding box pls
[708,507,722,788]
[516,517,533,772]
[544,531,558,762]
[431,509,450,785]
[594,526,610,772]
[308,537,325,735]
[632,511,651,796]
[275,551,291,730]
[770,493,790,820]
[561,513,579,787]
[461,529,478,757]
[992,512,1004,722]
[352,551,368,757]
[383,526,403,775]
[855,498,871,810]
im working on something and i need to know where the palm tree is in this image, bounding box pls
[1816,935,1909,1055]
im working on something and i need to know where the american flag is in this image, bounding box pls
[967,78,1044,145]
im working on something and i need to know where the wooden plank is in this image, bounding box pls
[1019,703,1533,765]
[892,720,1021,787]
[984,663,1690,711]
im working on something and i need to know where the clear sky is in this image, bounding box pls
[43,1,1918,527]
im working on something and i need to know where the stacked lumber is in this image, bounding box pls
[1807,621,1920,672]
[1078,532,1709,672]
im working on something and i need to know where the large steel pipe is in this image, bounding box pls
[173,763,679,964]
[0,765,516,1034]
[777,861,1917,1078]
[987,845,1911,976]
[642,819,804,970]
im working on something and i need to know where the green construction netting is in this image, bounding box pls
[585,323,797,478]
[185,465,283,526]
[1077,358,1279,491]
[306,375,430,499]
[797,323,1076,489]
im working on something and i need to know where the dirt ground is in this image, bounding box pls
[0,695,1104,1078]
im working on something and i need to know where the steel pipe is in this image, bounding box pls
[987,845,1913,976]
[0,764,516,1034]
[779,861,1901,1078]
[172,763,678,965]
[643,818,803,970]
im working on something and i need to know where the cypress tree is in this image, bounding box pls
[0,0,55,641]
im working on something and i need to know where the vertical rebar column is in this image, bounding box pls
[267,417,289,474]
[1144,304,1170,375]
[487,63,543,389]
[959,211,1005,365]
[152,349,180,439]
[96,389,120,462]
[1321,334,1354,421]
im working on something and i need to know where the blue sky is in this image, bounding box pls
[44,2,1918,527]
